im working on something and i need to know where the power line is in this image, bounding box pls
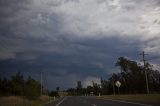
[140,51,149,94]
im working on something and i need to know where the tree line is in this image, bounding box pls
[1,57,160,98]
[0,72,41,100]
[67,57,160,95]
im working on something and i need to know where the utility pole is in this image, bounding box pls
[41,71,43,96]
[112,74,115,95]
[140,51,149,94]
[44,73,49,95]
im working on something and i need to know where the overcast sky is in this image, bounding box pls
[0,0,160,90]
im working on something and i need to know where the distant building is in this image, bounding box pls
[58,91,68,97]
[90,92,94,96]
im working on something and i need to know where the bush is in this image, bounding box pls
[49,91,59,97]
[25,76,41,100]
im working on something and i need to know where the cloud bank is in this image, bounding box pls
[0,0,160,89]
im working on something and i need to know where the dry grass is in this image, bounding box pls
[39,95,52,102]
[0,95,53,106]
[0,96,29,106]
[34,95,53,105]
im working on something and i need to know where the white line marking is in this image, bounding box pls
[56,97,67,106]
[92,104,97,106]
[100,98,152,106]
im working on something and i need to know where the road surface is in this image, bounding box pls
[45,96,156,106]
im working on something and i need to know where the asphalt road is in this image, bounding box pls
[46,96,155,106]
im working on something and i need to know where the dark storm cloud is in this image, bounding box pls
[0,0,160,89]
[0,36,143,77]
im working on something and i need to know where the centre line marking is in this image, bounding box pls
[56,97,67,106]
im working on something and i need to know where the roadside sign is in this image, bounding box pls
[115,81,121,88]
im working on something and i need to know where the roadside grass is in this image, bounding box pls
[100,94,160,104]
[29,95,53,106]
[0,95,54,106]
[0,96,28,106]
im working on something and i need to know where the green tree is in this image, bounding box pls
[115,57,146,93]
[0,77,2,96]
[92,81,101,95]
[101,78,112,94]
[25,76,41,100]
[11,72,24,96]
[115,57,160,93]
[0,77,14,96]
[86,86,93,95]
[66,88,77,96]
[49,91,59,97]
[145,62,160,92]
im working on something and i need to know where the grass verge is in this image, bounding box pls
[99,94,160,105]
[0,95,54,106]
